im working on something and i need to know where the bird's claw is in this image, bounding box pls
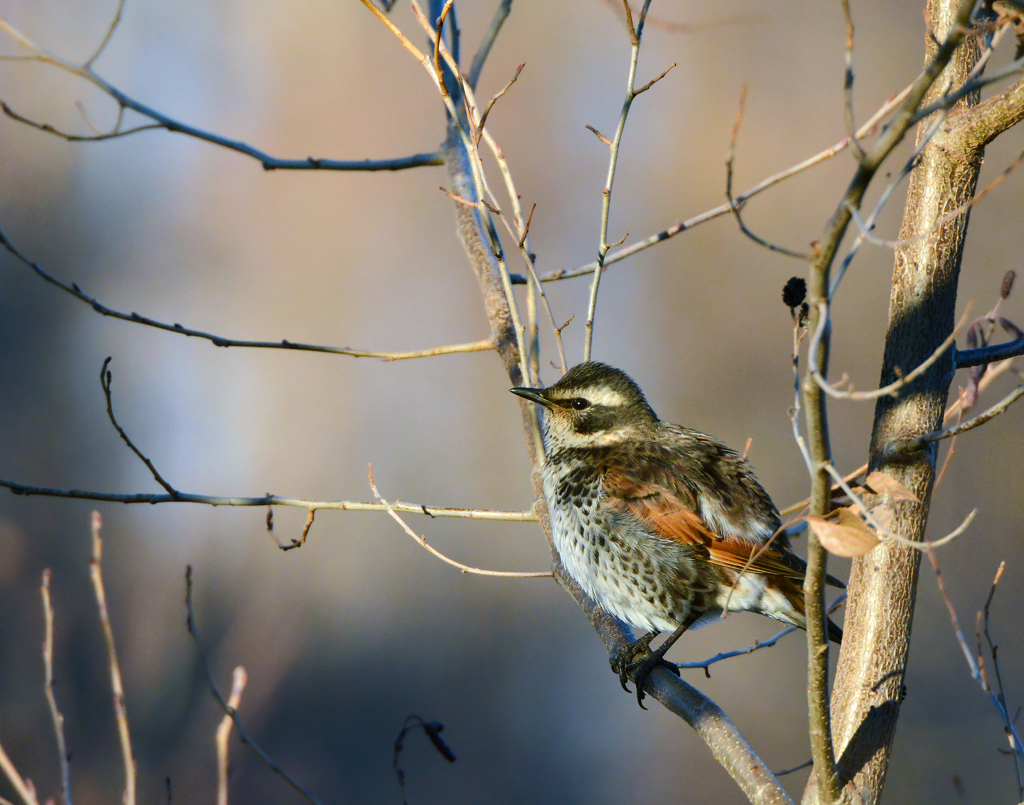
[610,633,678,708]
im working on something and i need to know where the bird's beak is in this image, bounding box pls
[510,387,551,408]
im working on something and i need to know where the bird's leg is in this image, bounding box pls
[612,615,697,708]
[610,631,659,693]
[610,630,684,709]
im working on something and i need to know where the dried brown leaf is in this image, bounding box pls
[865,470,920,502]
[807,508,881,558]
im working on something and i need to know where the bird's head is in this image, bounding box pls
[510,362,658,450]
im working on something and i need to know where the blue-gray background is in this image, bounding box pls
[1,1,1022,802]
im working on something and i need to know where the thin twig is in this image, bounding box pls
[678,594,847,676]
[0,225,494,360]
[369,465,551,578]
[0,740,42,805]
[475,62,524,145]
[583,0,657,362]
[846,142,1024,253]
[929,553,1024,796]
[725,85,810,260]
[0,479,537,519]
[840,0,865,159]
[216,667,248,805]
[820,463,975,552]
[809,303,970,399]
[831,112,949,294]
[41,570,72,805]
[981,563,1024,798]
[955,335,1024,368]
[0,12,443,171]
[83,0,124,68]
[101,358,179,497]
[402,0,534,391]
[393,716,457,805]
[467,0,512,87]
[460,73,567,375]
[186,568,323,805]
[540,82,915,282]
[889,382,1024,455]
[775,759,814,777]
[782,346,1020,518]
[432,0,456,100]
[90,512,136,805]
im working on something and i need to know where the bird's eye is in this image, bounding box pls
[570,398,590,411]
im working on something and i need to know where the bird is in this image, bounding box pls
[510,361,843,705]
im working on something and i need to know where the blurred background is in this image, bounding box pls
[1,1,1022,802]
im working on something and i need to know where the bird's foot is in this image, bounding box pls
[610,632,680,709]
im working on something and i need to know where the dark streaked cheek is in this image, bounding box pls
[574,408,618,435]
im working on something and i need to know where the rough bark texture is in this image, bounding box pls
[827,3,981,802]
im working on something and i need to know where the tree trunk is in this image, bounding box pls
[823,2,981,801]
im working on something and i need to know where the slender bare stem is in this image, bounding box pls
[0,14,442,171]
[583,0,655,361]
[216,667,248,805]
[679,594,848,676]
[0,225,494,360]
[82,0,124,68]
[542,82,915,283]
[41,570,72,805]
[369,466,550,578]
[928,553,1024,796]
[809,304,970,399]
[891,382,1024,453]
[820,462,975,551]
[467,0,512,87]
[725,85,810,259]
[1,478,537,521]
[0,740,41,805]
[186,568,323,805]
[90,512,136,805]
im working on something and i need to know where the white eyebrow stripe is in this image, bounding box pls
[580,388,627,407]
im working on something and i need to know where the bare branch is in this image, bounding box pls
[980,563,1024,798]
[840,0,865,158]
[369,465,551,578]
[467,0,512,88]
[90,512,136,805]
[585,124,612,146]
[820,463,975,552]
[0,13,443,172]
[186,567,323,805]
[41,570,72,805]
[475,62,524,145]
[956,334,1024,366]
[678,594,848,677]
[216,667,247,805]
[553,566,795,805]
[584,0,656,362]
[541,83,915,282]
[725,85,810,260]
[810,304,970,400]
[0,738,41,805]
[83,0,124,68]
[0,477,537,520]
[101,358,179,497]
[928,553,1024,796]
[393,716,457,805]
[890,382,1024,454]
[634,61,676,95]
[0,226,495,360]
